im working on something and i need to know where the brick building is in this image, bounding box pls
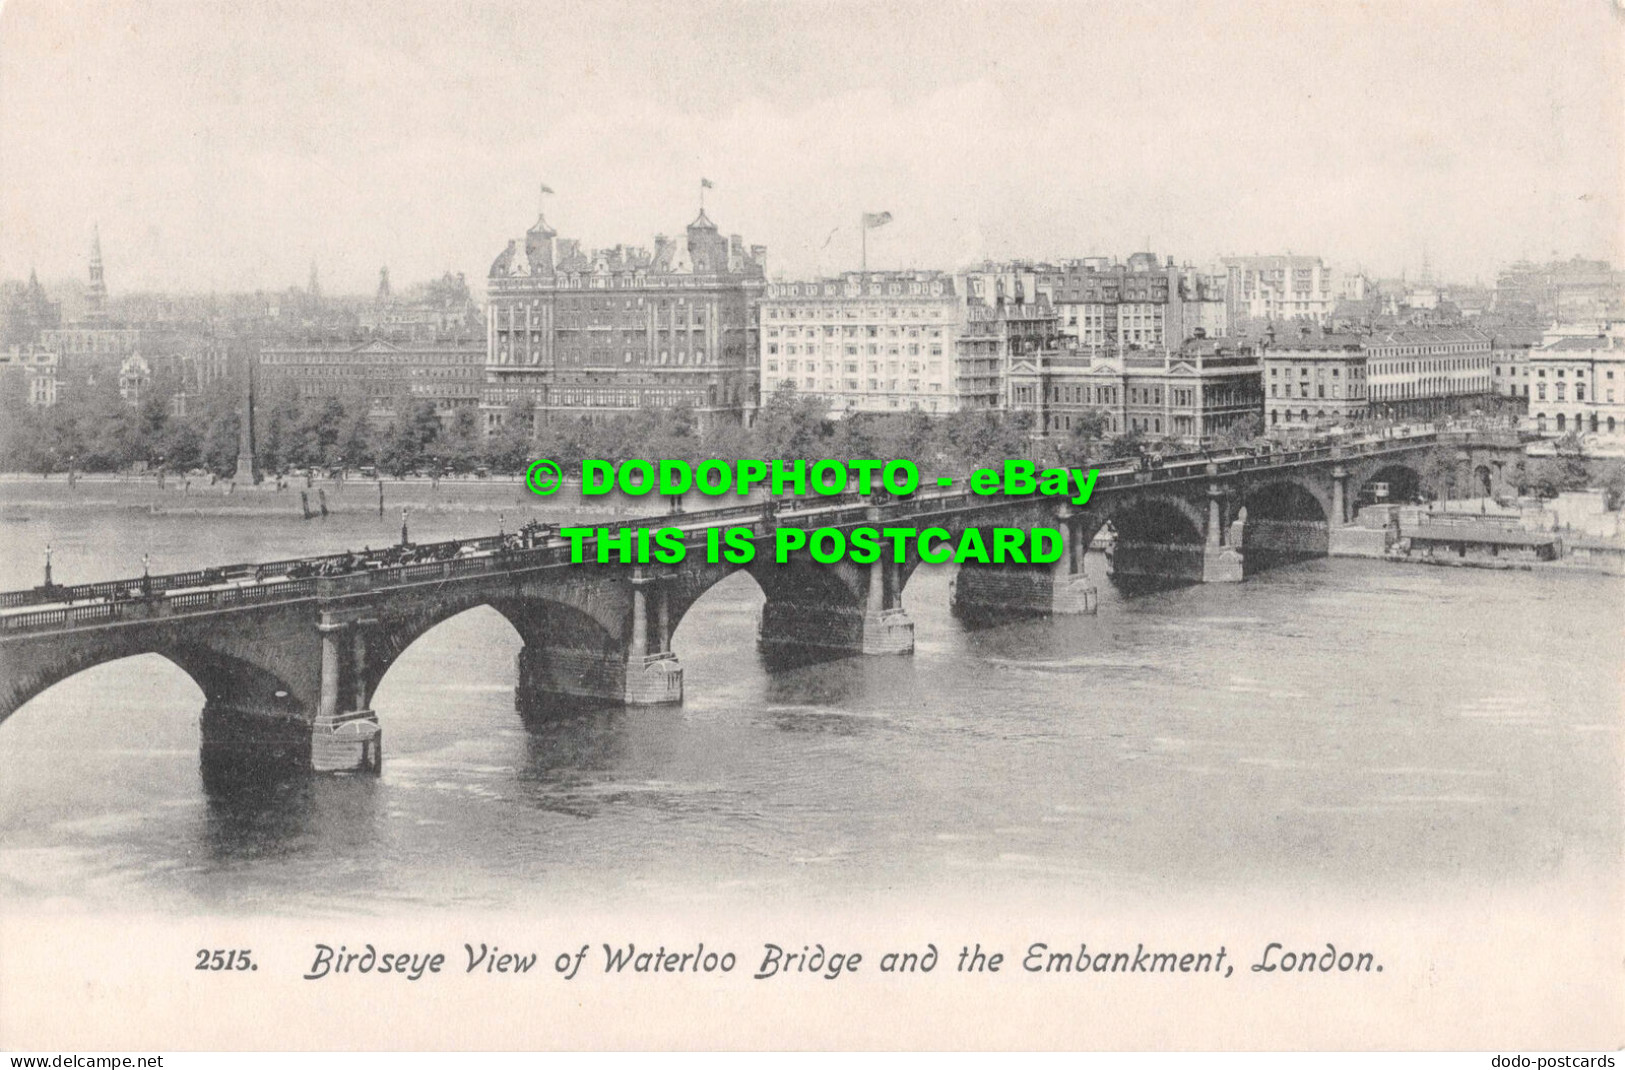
[258,338,485,425]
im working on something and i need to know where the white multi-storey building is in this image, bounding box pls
[1522,326,1625,438]
[1223,255,1336,324]
[1363,327,1493,420]
[758,271,967,415]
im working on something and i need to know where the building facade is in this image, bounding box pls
[1493,257,1624,322]
[1006,255,1227,353]
[1008,334,1262,440]
[1223,255,1336,325]
[759,271,965,415]
[0,345,61,408]
[1364,327,1493,420]
[117,352,151,405]
[1521,331,1625,438]
[1264,327,1492,427]
[258,338,485,425]
[1262,332,1369,429]
[483,207,765,432]
[957,294,1062,411]
[1490,328,1541,412]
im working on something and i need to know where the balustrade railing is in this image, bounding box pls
[1,428,1472,635]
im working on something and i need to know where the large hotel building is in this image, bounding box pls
[758,271,969,415]
[758,270,1070,416]
[483,206,765,431]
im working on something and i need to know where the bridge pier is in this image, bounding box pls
[1202,475,1244,583]
[515,567,683,714]
[950,513,1097,619]
[758,556,914,663]
[312,614,380,774]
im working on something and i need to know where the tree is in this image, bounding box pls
[379,401,442,476]
[439,407,483,472]
[1051,409,1111,468]
[484,399,536,472]
[1212,413,1264,450]
[753,382,831,461]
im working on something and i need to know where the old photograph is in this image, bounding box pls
[0,0,1621,1053]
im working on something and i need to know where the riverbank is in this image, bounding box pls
[0,473,676,519]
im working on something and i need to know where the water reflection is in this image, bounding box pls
[198,706,390,864]
[0,502,1619,912]
[513,708,633,818]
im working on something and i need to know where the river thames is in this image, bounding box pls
[0,493,1619,915]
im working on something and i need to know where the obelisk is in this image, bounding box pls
[233,349,258,484]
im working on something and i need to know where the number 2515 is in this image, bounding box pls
[195,949,254,971]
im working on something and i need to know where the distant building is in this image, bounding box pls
[0,345,61,408]
[1008,332,1262,439]
[258,338,485,425]
[484,203,765,432]
[117,352,151,405]
[1262,331,1370,430]
[759,271,966,416]
[956,280,1063,410]
[1521,328,1625,438]
[361,268,482,339]
[39,326,145,359]
[1490,328,1542,411]
[1363,327,1493,421]
[1493,257,1624,322]
[1012,255,1227,353]
[1262,326,1493,428]
[1223,255,1336,325]
[0,270,62,346]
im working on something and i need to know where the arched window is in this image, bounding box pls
[1609,417,1617,433]
[1536,413,1547,432]
[1556,414,1566,431]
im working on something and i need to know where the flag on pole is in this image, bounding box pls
[539,184,554,195]
[701,178,715,189]
[862,211,893,228]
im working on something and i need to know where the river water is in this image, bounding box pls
[0,498,1620,915]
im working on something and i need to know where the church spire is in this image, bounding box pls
[86,224,107,322]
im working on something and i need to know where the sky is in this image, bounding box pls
[1,0,1621,295]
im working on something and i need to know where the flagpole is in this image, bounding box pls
[861,214,867,274]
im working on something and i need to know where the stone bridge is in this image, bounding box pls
[0,430,1521,772]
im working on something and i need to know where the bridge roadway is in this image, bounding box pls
[0,428,1522,772]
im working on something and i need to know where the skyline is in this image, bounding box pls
[2,0,1621,294]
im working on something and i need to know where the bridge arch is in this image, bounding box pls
[0,628,313,730]
[365,591,621,705]
[0,650,204,732]
[364,602,526,705]
[1239,478,1331,571]
[1079,491,1207,552]
[1354,462,1425,506]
